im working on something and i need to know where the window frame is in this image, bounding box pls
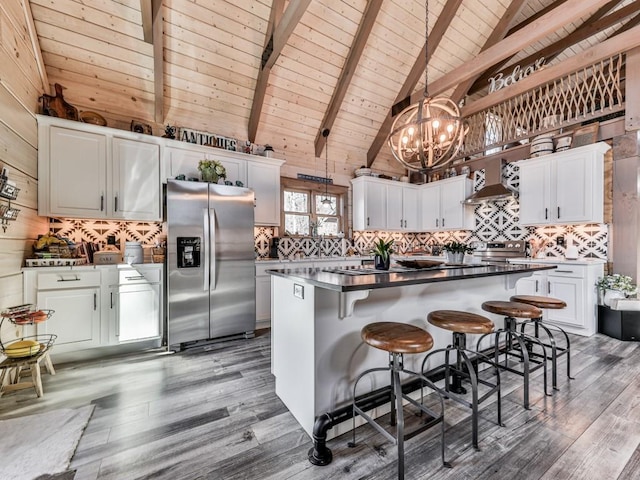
[281,177,347,238]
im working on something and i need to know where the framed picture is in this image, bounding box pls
[570,123,599,148]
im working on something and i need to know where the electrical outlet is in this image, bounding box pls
[557,235,565,247]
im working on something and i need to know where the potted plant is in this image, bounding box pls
[370,238,394,270]
[198,159,226,183]
[595,274,637,306]
[442,241,473,264]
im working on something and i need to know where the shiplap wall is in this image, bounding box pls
[0,1,48,344]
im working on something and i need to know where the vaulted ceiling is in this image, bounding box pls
[26,0,640,181]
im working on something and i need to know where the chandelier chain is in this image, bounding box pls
[424,0,429,97]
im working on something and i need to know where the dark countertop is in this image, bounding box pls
[267,263,557,292]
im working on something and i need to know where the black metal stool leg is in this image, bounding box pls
[392,353,405,480]
[450,332,467,394]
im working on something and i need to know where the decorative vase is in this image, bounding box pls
[374,254,390,271]
[200,167,218,183]
[445,251,464,264]
[603,289,626,307]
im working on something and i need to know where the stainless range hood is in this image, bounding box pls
[464,159,516,205]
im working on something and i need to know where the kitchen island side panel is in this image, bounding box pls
[272,271,533,438]
[272,275,316,433]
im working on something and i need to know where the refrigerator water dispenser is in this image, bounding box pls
[177,237,201,268]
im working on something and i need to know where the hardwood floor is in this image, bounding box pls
[1,329,638,479]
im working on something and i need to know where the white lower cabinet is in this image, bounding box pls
[24,265,163,356]
[108,266,162,343]
[37,285,101,351]
[512,261,603,336]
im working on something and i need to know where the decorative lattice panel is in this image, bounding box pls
[462,54,624,157]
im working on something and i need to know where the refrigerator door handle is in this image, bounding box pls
[209,207,217,291]
[203,208,210,292]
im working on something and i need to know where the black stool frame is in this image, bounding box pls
[518,316,573,390]
[477,316,550,409]
[351,351,450,480]
[421,332,502,450]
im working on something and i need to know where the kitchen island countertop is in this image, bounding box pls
[267,262,557,292]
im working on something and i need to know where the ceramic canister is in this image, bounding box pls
[530,134,554,158]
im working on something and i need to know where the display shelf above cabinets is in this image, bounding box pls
[351,176,422,232]
[37,115,162,222]
[516,142,610,226]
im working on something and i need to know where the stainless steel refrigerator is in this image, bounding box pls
[167,179,256,349]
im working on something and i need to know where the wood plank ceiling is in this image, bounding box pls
[27,0,639,183]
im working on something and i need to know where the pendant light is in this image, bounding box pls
[321,128,332,205]
[387,0,465,172]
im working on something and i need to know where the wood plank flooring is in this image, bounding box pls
[0,329,638,479]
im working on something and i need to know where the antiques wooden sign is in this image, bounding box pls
[179,127,237,151]
[488,57,546,93]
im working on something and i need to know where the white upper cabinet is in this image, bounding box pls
[38,116,162,221]
[111,137,160,221]
[37,115,284,225]
[46,126,107,218]
[419,176,473,231]
[352,177,419,231]
[517,142,609,226]
[352,177,387,230]
[164,143,247,185]
[247,160,282,226]
[353,175,471,232]
[163,142,284,226]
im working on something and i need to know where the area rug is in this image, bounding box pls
[0,405,94,480]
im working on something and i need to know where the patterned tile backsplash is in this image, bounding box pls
[49,162,608,261]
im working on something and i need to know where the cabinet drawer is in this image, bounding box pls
[37,271,101,290]
[119,268,161,284]
[547,266,586,278]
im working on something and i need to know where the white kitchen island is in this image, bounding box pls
[269,262,556,456]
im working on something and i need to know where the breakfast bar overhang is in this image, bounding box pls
[268,262,557,461]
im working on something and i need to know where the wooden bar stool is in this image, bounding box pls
[479,301,549,409]
[421,310,502,450]
[350,322,450,479]
[0,344,55,398]
[510,295,573,390]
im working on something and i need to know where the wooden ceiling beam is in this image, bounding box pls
[248,0,311,143]
[450,0,528,103]
[22,0,49,94]
[462,24,640,118]
[314,0,384,158]
[507,0,569,35]
[508,1,640,79]
[366,0,464,167]
[140,0,153,44]
[469,0,623,95]
[151,0,163,124]
[412,0,622,111]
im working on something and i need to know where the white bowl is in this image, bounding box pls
[355,168,372,177]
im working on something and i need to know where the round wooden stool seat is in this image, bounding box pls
[361,322,434,354]
[482,300,542,319]
[510,295,567,310]
[427,310,494,335]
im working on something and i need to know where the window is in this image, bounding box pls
[282,178,346,237]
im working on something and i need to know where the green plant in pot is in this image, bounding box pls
[442,241,473,264]
[198,159,226,183]
[371,238,394,270]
